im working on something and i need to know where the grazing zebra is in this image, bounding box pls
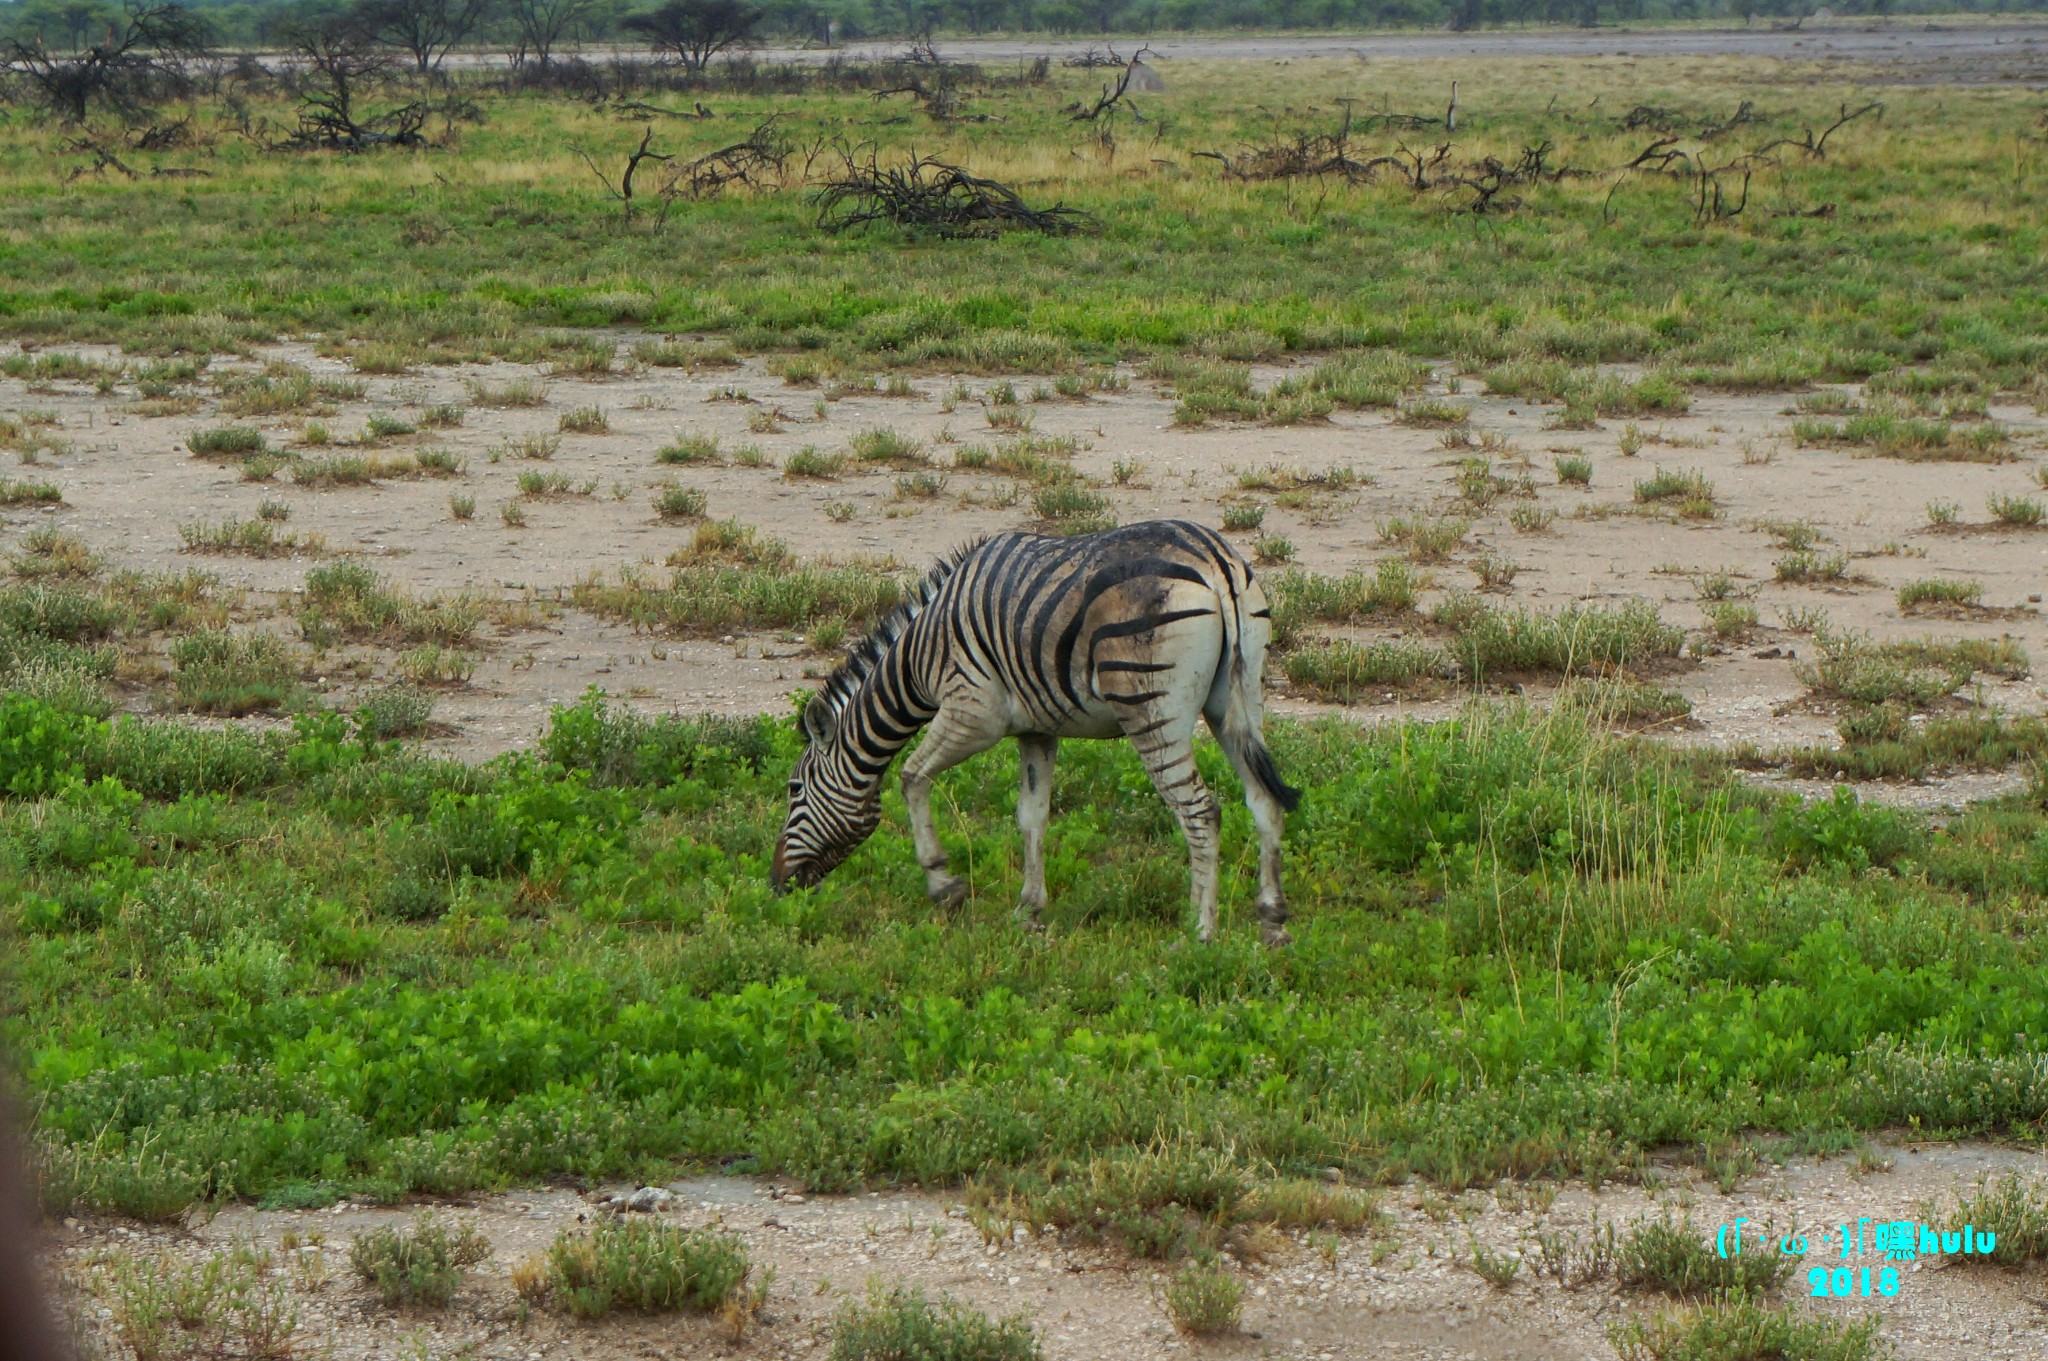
[770,519,1302,946]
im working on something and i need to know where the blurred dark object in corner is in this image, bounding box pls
[1,1080,70,1361]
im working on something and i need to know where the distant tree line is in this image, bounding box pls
[3,0,2044,61]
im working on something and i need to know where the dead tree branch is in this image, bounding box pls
[812,149,1097,237]
[582,126,672,223]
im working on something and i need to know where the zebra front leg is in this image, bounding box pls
[899,716,1000,910]
[1121,710,1222,941]
[1015,733,1057,933]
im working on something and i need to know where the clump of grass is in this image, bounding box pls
[1793,412,2013,462]
[1252,533,1294,565]
[516,470,576,497]
[1510,504,1556,534]
[170,629,300,715]
[300,562,478,647]
[397,643,477,686]
[1266,560,1418,646]
[1555,455,1593,486]
[186,426,267,458]
[851,427,927,466]
[1988,493,2045,527]
[419,403,464,428]
[1775,551,1852,584]
[1378,515,1470,562]
[413,447,464,476]
[350,1213,492,1308]
[657,432,722,465]
[354,684,435,741]
[894,471,949,501]
[1898,579,1984,613]
[449,493,475,520]
[1615,1217,1785,1297]
[830,1284,1042,1361]
[363,412,415,440]
[1926,500,1961,527]
[1032,483,1113,532]
[1483,363,1690,420]
[1474,554,1518,590]
[1931,1173,2048,1267]
[1273,349,1432,410]
[1396,398,1472,427]
[502,432,561,461]
[1797,630,2025,710]
[1555,678,1693,729]
[0,478,62,505]
[1283,639,1456,701]
[178,519,316,559]
[1436,597,1684,679]
[463,378,549,408]
[559,406,610,434]
[1634,467,1718,518]
[654,483,708,520]
[1161,1262,1242,1337]
[1704,600,1759,640]
[825,501,856,522]
[635,338,737,369]
[784,447,849,480]
[1608,1293,1885,1361]
[540,1219,753,1319]
[1220,501,1265,532]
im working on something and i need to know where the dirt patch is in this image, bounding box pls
[5,339,2046,775]
[50,1140,2048,1360]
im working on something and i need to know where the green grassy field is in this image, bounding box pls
[8,57,2048,1359]
[9,687,2048,1247]
[1,55,2043,396]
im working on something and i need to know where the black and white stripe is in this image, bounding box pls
[771,519,1301,946]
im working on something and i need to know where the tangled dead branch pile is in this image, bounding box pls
[813,151,1097,237]
[662,117,791,198]
[1193,108,1395,181]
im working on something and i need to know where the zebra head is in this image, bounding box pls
[771,693,880,893]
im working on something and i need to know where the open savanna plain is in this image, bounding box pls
[9,27,2048,1361]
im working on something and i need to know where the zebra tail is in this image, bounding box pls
[1227,602,1302,813]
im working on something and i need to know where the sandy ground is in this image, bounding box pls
[49,1140,2048,1361]
[5,339,2045,794]
[425,20,2048,85]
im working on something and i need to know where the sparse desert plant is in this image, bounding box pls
[464,378,549,408]
[187,426,267,458]
[1926,500,1961,527]
[450,494,475,521]
[785,447,849,479]
[349,1214,491,1308]
[1989,493,2045,527]
[1555,455,1593,486]
[559,406,610,434]
[1161,1261,1242,1337]
[1221,502,1266,532]
[1253,533,1295,565]
[543,1220,752,1320]
[1378,516,1470,562]
[658,433,722,465]
[654,483,709,520]
[830,1283,1041,1361]
[851,427,927,465]
[1898,579,1984,613]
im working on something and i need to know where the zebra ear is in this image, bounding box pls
[801,694,837,746]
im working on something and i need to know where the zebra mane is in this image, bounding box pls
[816,536,987,719]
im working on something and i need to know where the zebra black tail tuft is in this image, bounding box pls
[1245,739,1303,813]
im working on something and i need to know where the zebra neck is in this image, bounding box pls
[829,655,937,790]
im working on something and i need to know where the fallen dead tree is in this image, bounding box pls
[662,117,791,198]
[812,150,1097,237]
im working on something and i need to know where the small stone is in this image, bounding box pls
[782,1194,805,1205]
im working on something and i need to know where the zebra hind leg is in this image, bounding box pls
[1210,691,1295,948]
[1015,733,1057,933]
[1119,706,1222,942]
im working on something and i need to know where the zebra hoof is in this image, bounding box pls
[1017,911,1046,935]
[929,875,969,909]
[1261,924,1294,949]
